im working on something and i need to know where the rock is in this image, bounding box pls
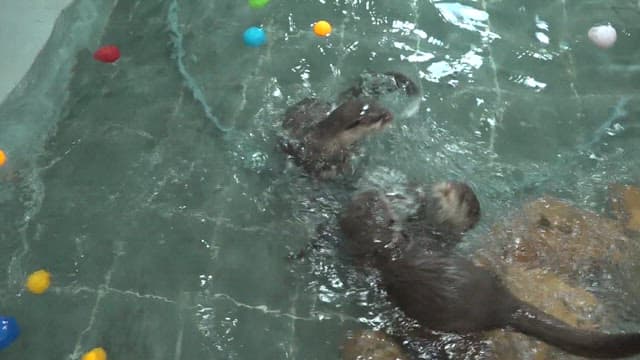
[342,330,408,360]
[490,196,634,278]
[609,183,640,233]
[484,263,600,360]
[474,195,639,358]
[352,261,603,359]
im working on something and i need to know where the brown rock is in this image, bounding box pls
[475,196,637,358]
[485,263,600,360]
[491,196,633,277]
[609,183,640,233]
[342,330,408,360]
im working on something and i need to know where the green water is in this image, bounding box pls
[1,0,639,359]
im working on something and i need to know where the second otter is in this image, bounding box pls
[339,181,480,265]
[339,184,640,359]
[281,98,393,179]
[340,71,421,100]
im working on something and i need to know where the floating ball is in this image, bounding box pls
[0,149,6,167]
[248,0,270,9]
[0,316,20,350]
[313,20,332,37]
[81,347,107,360]
[243,27,266,47]
[588,24,617,49]
[26,269,51,295]
[93,45,121,63]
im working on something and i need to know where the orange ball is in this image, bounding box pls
[82,347,107,360]
[26,269,51,294]
[0,149,6,167]
[313,20,332,37]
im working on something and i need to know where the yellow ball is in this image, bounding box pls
[313,20,332,37]
[82,347,107,360]
[0,149,6,167]
[26,269,51,294]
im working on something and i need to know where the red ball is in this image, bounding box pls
[93,45,121,63]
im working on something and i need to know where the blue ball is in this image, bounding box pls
[0,316,20,350]
[243,27,266,47]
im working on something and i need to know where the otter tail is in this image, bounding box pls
[508,302,640,359]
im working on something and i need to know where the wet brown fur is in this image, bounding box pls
[281,98,392,179]
[340,184,640,359]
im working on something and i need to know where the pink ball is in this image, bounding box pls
[588,24,617,49]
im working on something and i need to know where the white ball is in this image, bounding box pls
[588,24,617,49]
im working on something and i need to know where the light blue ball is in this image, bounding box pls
[243,27,266,47]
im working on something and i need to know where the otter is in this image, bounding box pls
[339,185,640,359]
[339,71,421,118]
[381,251,640,359]
[403,181,480,251]
[338,188,404,266]
[281,97,393,179]
[339,181,480,264]
[340,71,420,100]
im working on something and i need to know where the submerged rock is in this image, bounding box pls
[342,193,640,360]
[342,330,408,360]
[490,196,634,278]
[484,263,601,360]
[609,183,640,233]
[474,195,640,358]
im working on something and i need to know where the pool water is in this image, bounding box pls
[1,0,639,358]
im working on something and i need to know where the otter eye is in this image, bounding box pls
[358,104,371,117]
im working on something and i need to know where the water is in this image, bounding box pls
[1,0,639,358]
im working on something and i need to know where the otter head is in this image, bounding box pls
[430,181,481,234]
[340,190,407,265]
[312,98,393,152]
[382,71,420,97]
[341,71,420,99]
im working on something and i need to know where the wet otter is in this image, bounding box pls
[281,98,393,179]
[403,181,480,251]
[340,71,421,119]
[338,188,404,265]
[381,251,640,359]
[339,181,480,264]
[340,71,420,100]
[339,185,640,359]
